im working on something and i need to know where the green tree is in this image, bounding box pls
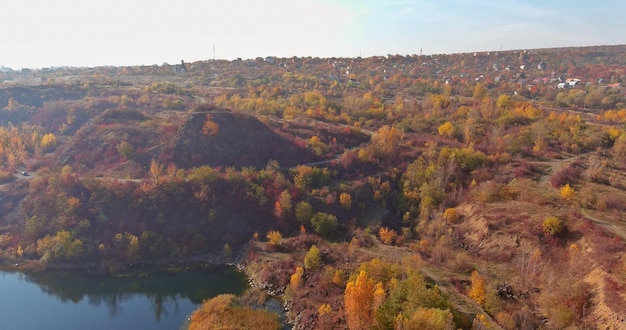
[311,212,338,237]
[295,201,314,225]
[116,140,134,159]
[304,244,321,269]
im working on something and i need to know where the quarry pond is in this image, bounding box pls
[0,266,248,330]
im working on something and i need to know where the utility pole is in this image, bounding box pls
[213,44,216,60]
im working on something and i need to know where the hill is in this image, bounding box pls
[170,105,318,168]
[0,45,625,329]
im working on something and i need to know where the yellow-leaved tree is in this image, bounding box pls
[344,270,381,330]
[559,183,575,200]
[40,133,57,152]
[468,270,486,306]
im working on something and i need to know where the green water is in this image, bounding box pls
[0,266,248,330]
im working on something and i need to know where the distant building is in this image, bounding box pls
[566,78,581,87]
[537,61,547,70]
[174,60,187,73]
[607,83,622,89]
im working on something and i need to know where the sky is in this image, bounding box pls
[1,0,625,69]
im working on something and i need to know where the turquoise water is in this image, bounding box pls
[0,267,248,330]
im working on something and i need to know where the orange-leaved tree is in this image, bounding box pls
[344,270,383,330]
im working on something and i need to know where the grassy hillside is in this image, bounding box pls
[0,45,625,329]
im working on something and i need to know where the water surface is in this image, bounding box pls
[0,266,247,330]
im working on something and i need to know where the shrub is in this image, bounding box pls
[188,294,280,330]
[266,230,282,246]
[559,183,575,200]
[378,227,398,245]
[542,216,565,236]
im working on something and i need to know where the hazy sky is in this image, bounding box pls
[1,0,625,69]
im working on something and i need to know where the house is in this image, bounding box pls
[566,78,581,87]
[173,60,187,73]
[537,61,547,71]
[607,83,622,89]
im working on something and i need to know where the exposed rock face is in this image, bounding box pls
[171,104,316,169]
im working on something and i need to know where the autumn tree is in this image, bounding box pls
[559,183,575,200]
[40,133,57,152]
[468,270,486,306]
[543,216,565,236]
[202,114,220,136]
[379,227,398,245]
[399,307,454,330]
[339,192,352,210]
[308,135,328,156]
[304,244,321,269]
[344,271,377,330]
[274,189,293,218]
[149,159,164,185]
[116,140,134,159]
[295,201,314,225]
[371,125,403,157]
[290,266,304,291]
[113,232,140,261]
[266,230,282,246]
[437,121,456,139]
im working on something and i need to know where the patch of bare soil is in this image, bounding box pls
[583,267,626,329]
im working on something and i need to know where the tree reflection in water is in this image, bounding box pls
[20,266,247,321]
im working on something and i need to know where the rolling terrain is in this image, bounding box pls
[1,45,626,329]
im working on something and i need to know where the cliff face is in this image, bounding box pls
[171,105,317,169]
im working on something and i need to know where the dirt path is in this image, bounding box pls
[580,209,626,241]
[535,155,578,186]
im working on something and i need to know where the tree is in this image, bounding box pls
[116,140,134,159]
[274,189,293,218]
[344,271,377,330]
[290,266,304,291]
[311,212,338,237]
[437,122,455,139]
[559,183,575,200]
[400,307,454,330]
[40,133,57,152]
[266,230,282,246]
[543,216,565,236]
[371,125,403,157]
[295,201,314,225]
[468,270,486,306]
[202,114,220,136]
[496,94,513,110]
[304,244,321,269]
[473,83,487,100]
[339,192,352,210]
[379,227,398,245]
[150,159,164,185]
[308,136,327,156]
